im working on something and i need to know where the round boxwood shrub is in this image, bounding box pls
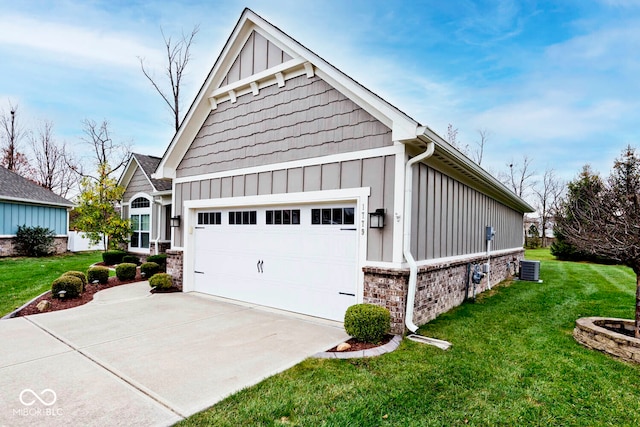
[87,266,110,284]
[140,262,160,278]
[122,255,140,265]
[102,250,126,266]
[149,273,173,289]
[115,263,137,281]
[344,303,391,343]
[63,271,87,291]
[51,275,83,299]
[146,254,167,271]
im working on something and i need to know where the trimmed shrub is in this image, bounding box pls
[102,250,126,266]
[63,271,87,291]
[87,266,109,284]
[146,254,167,271]
[344,304,391,343]
[15,225,55,257]
[149,273,173,289]
[123,255,140,265]
[115,263,137,281]
[51,275,83,299]
[140,262,160,278]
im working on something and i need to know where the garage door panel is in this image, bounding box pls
[193,204,358,322]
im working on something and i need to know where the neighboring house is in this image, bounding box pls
[0,166,74,256]
[150,9,534,334]
[119,153,173,256]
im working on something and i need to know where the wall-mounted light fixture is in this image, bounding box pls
[369,208,386,229]
[170,215,181,228]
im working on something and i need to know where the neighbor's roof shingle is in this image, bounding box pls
[0,166,74,207]
[133,153,172,192]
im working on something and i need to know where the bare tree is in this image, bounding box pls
[556,145,640,337]
[471,128,489,166]
[532,168,564,247]
[0,102,31,175]
[76,119,131,180]
[446,123,469,155]
[500,155,537,199]
[139,25,199,131]
[29,120,79,198]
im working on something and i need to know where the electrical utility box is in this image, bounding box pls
[485,226,495,241]
[520,260,540,281]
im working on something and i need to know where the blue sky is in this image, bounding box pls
[1,0,639,187]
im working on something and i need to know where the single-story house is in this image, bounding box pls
[118,153,173,256]
[0,165,74,256]
[142,8,533,334]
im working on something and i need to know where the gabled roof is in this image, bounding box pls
[153,8,533,213]
[119,153,172,193]
[0,166,74,208]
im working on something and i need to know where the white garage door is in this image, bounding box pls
[192,204,358,321]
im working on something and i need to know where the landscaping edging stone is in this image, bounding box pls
[313,335,402,359]
[574,317,640,364]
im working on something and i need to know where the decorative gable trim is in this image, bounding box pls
[153,8,422,181]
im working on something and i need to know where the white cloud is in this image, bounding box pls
[0,14,162,71]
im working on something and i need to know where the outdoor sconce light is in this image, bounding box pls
[369,208,386,229]
[170,215,181,227]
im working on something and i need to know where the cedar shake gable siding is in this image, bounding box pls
[176,75,392,177]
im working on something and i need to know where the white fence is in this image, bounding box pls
[67,231,106,252]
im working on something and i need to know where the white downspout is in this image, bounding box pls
[153,198,162,255]
[403,141,434,333]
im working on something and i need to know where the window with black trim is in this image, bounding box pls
[228,210,257,225]
[197,212,222,225]
[311,208,355,225]
[266,209,300,225]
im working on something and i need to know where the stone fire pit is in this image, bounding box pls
[574,317,640,364]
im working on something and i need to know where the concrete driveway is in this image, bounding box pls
[0,282,348,426]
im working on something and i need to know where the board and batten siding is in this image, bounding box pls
[176,74,392,177]
[174,155,396,262]
[0,201,67,235]
[411,163,524,260]
[122,166,153,202]
[220,30,293,87]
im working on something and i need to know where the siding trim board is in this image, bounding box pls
[174,145,403,184]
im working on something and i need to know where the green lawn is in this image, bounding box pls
[0,251,102,316]
[180,249,640,426]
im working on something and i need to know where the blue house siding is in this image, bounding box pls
[0,201,68,235]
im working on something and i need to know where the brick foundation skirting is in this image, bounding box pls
[166,249,184,290]
[363,249,524,334]
[0,236,68,257]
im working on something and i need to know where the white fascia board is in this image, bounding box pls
[117,155,137,188]
[174,145,403,184]
[247,9,420,138]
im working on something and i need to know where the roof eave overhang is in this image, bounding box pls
[0,196,75,209]
[408,127,534,214]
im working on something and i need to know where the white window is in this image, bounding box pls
[130,196,151,250]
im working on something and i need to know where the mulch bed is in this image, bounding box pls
[13,273,145,317]
[326,334,394,352]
